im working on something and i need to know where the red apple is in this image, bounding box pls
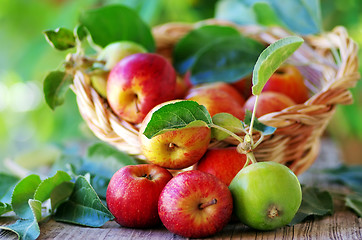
[262,64,309,104]
[231,75,253,100]
[106,164,173,228]
[107,53,176,124]
[174,74,191,99]
[185,83,245,120]
[158,170,233,238]
[243,91,296,118]
[194,147,248,186]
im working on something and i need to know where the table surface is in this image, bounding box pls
[1,138,361,240]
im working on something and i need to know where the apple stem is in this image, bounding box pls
[248,94,259,139]
[209,124,244,144]
[199,199,217,210]
[142,174,153,180]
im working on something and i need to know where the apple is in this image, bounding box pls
[194,147,248,186]
[243,91,296,118]
[139,101,211,169]
[231,75,253,100]
[90,70,109,98]
[197,82,246,106]
[262,64,309,104]
[97,41,147,70]
[106,164,173,228]
[158,170,233,238]
[229,162,302,230]
[107,53,176,124]
[174,74,191,99]
[185,83,245,120]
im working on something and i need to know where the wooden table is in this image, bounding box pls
[1,138,361,239]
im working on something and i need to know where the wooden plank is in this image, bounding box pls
[1,138,361,239]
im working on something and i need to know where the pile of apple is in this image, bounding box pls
[90,40,305,238]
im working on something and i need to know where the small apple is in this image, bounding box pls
[158,170,233,238]
[90,69,109,98]
[262,64,309,104]
[185,83,245,120]
[139,101,211,169]
[229,162,302,230]
[107,53,176,124]
[97,41,147,70]
[194,147,248,186]
[106,164,173,228]
[231,75,253,100]
[243,91,296,118]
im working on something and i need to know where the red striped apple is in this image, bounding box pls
[107,53,176,124]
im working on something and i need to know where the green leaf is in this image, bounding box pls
[43,27,76,51]
[289,186,334,226]
[173,25,241,74]
[53,176,114,227]
[244,110,276,135]
[0,173,19,201]
[43,71,73,110]
[0,202,12,216]
[320,165,362,194]
[79,4,155,52]
[252,36,304,95]
[211,113,244,140]
[215,0,321,35]
[34,171,72,204]
[75,25,88,41]
[345,193,362,217]
[0,200,42,240]
[190,36,265,85]
[50,181,75,211]
[142,100,212,139]
[11,174,42,219]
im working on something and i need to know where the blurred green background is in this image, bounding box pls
[0,0,361,169]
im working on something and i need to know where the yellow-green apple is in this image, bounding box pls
[262,64,309,104]
[139,101,211,169]
[243,91,296,118]
[231,75,253,100]
[194,147,248,186]
[158,170,233,238]
[90,70,109,98]
[106,164,173,228]
[97,41,147,70]
[185,83,245,120]
[107,53,176,124]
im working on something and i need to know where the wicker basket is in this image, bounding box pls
[70,20,360,176]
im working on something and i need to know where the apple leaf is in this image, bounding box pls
[345,193,362,217]
[43,71,73,110]
[0,199,42,240]
[43,27,76,51]
[211,113,244,140]
[173,25,241,74]
[252,36,304,95]
[11,174,42,219]
[0,202,12,216]
[190,36,265,85]
[50,181,75,211]
[142,100,212,139]
[0,173,19,201]
[244,110,276,135]
[79,4,155,52]
[53,176,114,227]
[289,186,334,226]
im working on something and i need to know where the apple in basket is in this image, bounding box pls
[139,101,211,169]
[106,164,173,228]
[107,53,176,124]
[158,170,233,238]
[185,82,245,120]
[262,64,309,104]
[243,91,296,118]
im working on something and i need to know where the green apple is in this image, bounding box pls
[98,41,147,70]
[90,70,108,98]
[229,162,302,230]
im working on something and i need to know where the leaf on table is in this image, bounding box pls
[0,172,19,201]
[211,113,244,140]
[190,36,265,85]
[50,181,75,211]
[215,0,321,35]
[0,199,42,240]
[173,25,241,74]
[0,202,12,216]
[243,110,276,135]
[53,176,114,227]
[79,4,155,52]
[142,100,212,139]
[345,193,362,217]
[320,165,362,194]
[252,36,304,95]
[43,27,76,51]
[11,174,42,219]
[289,186,334,226]
[43,71,73,110]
